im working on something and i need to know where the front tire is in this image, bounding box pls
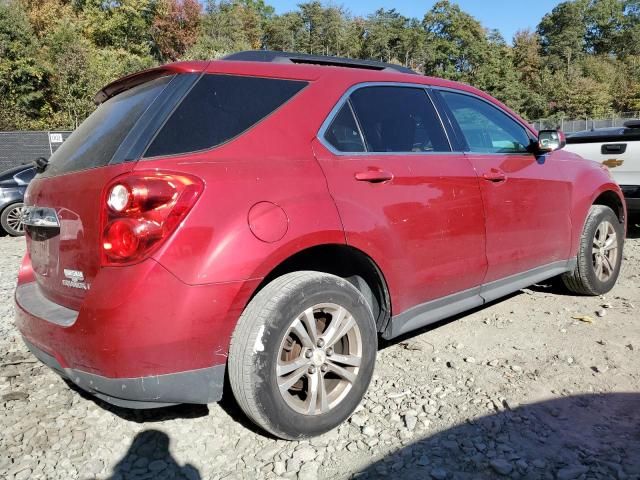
[228,271,377,440]
[1,202,26,236]
[562,205,624,295]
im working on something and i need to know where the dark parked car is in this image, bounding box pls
[0,164,36,236]
[16,51,626,440]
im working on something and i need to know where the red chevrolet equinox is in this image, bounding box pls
[15,51,626,439]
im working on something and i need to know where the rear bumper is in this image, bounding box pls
[24,338,225,408]
[15,256,260,408]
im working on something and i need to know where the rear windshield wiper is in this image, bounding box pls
[34,156,49,174]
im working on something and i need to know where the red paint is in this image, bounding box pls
[16,58,625,382]
[248,202,289,243]
[465,153,573,282]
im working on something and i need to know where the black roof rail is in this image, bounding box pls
[623,119,640,129]
[222,50,416,75]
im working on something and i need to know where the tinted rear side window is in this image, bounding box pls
[144,75,308,158]
[45,75,173,177]
[349,87,450,153]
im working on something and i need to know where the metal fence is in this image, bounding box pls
[532,112,640,133]
[0,131,71,173]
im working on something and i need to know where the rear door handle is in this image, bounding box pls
[482,169,506,183]
[355,170,394,183]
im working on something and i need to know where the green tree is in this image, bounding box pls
[422,1,491,82]
[585,0,626,54]
[263,11,305,52]
[362,9,409,63]
[81,0,159,56]
[512,30,549,118]
[0,2,51,129]
[537,0,589,72]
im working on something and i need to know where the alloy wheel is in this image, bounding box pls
[592,220,618,282]
[5,204,25,234]
[276,303,363,416]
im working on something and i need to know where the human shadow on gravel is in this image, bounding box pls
[65,374,272,437]
[357,393,640,480]
[99,429,200,480]
[64,380,210,423]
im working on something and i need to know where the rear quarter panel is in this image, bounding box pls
[141,78,346,285]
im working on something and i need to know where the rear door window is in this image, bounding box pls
[144,75,308,158]
[324,102,366,152]
[347,86,451,153]
[44,75,174,177]
[440,91,531,154]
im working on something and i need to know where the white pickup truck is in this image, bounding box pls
[565,120,640,217]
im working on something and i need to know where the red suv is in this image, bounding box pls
[15,51,625,439]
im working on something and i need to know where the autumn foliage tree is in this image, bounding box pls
[152,0,201,61]
[1,0,639,130]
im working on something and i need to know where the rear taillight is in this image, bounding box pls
[101,172,203,266]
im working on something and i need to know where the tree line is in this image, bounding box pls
[1,0,639,130]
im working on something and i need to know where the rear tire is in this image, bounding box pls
[1,202,25,236]
[228,271,377,440]
[562,205,624,295]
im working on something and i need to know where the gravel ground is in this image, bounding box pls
[1,225,639,480]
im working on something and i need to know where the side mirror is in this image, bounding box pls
[537,130,566,153]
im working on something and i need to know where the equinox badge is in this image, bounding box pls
[62,269,89,290]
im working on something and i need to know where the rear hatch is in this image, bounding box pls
[24,72,198,310]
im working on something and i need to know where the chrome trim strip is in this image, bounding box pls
[22,206,60,228]
[316,81,456,157]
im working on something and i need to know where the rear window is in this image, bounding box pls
[45,75,173,177]
[144,75,308,158]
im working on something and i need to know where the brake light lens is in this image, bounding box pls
[101,172,203,265]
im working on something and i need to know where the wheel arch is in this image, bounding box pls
[593,189,625,224]
[250,244,392,333]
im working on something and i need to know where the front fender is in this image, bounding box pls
[560,155,626,257]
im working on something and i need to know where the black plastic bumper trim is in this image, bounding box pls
[23,338,225,409]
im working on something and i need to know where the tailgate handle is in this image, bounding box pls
[602,143,626,154]
[22,206,60,228]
